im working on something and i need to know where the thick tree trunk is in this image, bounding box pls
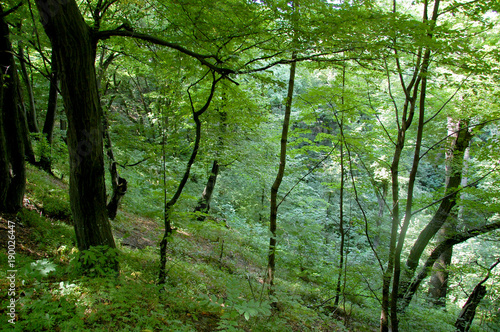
[35,0,116,256]
[427,239,453,306]
[193,159,219,221]
[39,53,58,173]
[428,119,471,306]
[0,5,26,212]
[427,118,461,306]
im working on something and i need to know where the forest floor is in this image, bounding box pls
[0,165,379,331]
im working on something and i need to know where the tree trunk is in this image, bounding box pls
[39,52,58,173]
[429,119,472,306]
[404,119,473,284]
[35,0,116,257]
[0,4,26,212]
[455,284,486,332]
[334,131,345,307]
[104,120,127,220]
[401,221,500,310]
[17,40,39,134]
[427,236,453,306]
[455,258,499,332]
[158,74,220,284]
[268,53,296,295]
[193,108,226,221]
[193,159,219,221]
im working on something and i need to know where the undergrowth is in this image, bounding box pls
[0,165,489,331]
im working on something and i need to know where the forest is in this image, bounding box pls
[0,0,500,331]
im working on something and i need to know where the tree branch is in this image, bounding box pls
[402,220,500,308]
[0,2,23,18]
[97,28,235,76]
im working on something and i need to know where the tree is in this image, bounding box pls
[455,258,500,332]
[38,52,58,174]
[268,53,297,295]
[159,72,221,284]
[0,2,26,213]
[35,0,117,256]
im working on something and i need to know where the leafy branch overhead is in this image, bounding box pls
[1,0,500,331]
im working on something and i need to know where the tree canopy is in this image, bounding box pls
[1,0,500,331]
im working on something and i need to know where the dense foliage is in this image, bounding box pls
[1,0,500,331]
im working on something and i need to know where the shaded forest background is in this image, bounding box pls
[1,0,500,331]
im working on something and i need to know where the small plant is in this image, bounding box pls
[198,278,272,331]
[73,246,120,278]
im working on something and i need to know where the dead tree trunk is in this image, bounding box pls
[193,159,219,220]
[455,258,499,331]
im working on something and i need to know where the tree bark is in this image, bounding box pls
[403,119,473,283]
[268,53,296,295]
[104,119,127,220]
[427,222,455,308]
[455,284,486,332]
[193,159,219,221]
[193,108,226,221]
[39,52,58,173]
[334,125,345,307]
[158,74,220,284]
[401,221,500,310]
[35,0,116,257]
[455,258,499,332]
[17,39,40,134]
[0,4,26,212]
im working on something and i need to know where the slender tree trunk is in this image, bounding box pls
[35,0,116,258]
[0,4,26,212]
[39,52,58,173]
[373,181,387,248]
[381,74,420,331]
[17,39,39,134]
[334,134,345,307]
[158,74,219,284]
[455,284,486,332]
[104,121,127,220]
[16,70,37,165]
[193,108,226,221]
[268,53,297,295]
[381,2,441,328]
